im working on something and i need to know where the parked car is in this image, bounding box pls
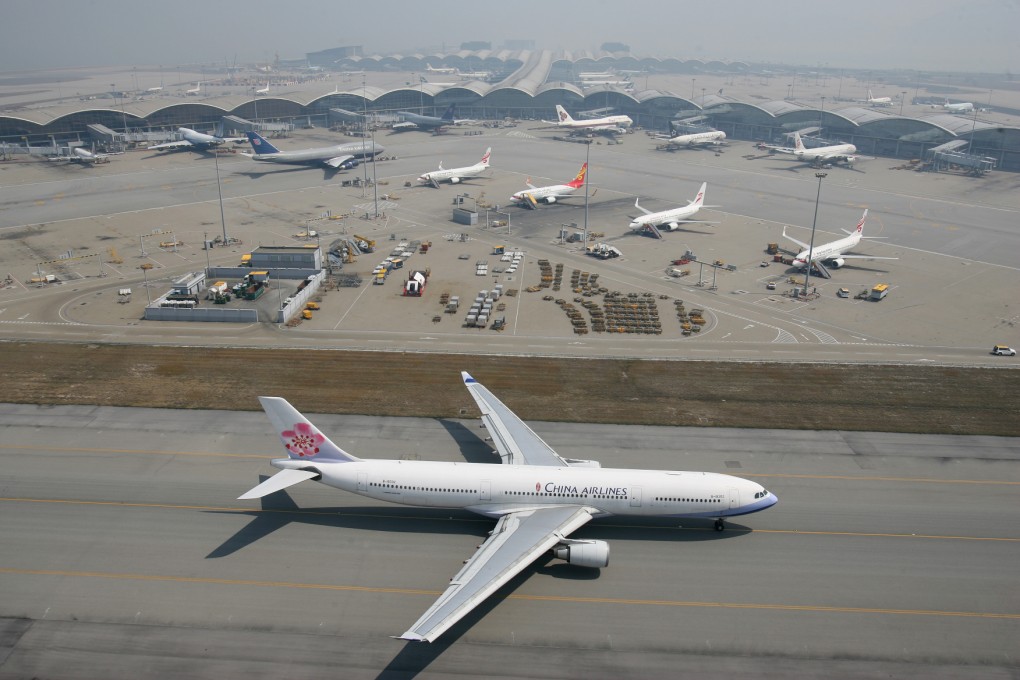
[991,345,1016,356]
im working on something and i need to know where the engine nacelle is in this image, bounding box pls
[544,196,558,204]
[552,540,609,568]
[829,257,846,269]
[662,222,681,232]
[450,177,461,184]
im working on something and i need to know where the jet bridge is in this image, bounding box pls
[924,140,996,176]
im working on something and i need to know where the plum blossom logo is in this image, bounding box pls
[283,422,324,458]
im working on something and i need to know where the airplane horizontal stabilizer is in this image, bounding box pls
[238,469,319,500]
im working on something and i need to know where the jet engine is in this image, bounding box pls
[544,196,558,204]
[552,540,609,568]
[663,222,681,232]
[828,257,846,268]
[450,177,462,184]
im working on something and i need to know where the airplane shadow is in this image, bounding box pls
[235,166,343,181]
[435,418,501,464]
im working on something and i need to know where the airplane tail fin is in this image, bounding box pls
[246,131,280,154]
[555,105,574,124]
[868,89,874,100]
[258,396,360,463]
[441,105,456,122]
[692,182,707,208]
[793,133,805,152]
[479,147,491,167]
[567,162,588,188]
[855,209,868,235]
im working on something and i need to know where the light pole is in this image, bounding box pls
[819,96,825,128]
[900,91,907,116]
[362,75,369,195]
[252,85,258,122]
[583,139,591,246]
[802,172,827,297]
[419,76,425,114]
[214,148,228,243]
[690,78,696,100]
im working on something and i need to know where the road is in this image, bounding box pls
[1,404,1017,679]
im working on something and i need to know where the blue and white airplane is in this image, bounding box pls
[240,372,778,643]
[242,131,383,169]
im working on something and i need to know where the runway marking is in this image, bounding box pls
[0,444,267,459]
[1,567,1016,621]
[746,472,1020,485]
[3,497,1019,542]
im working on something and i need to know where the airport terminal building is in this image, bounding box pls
[3,50,1018,172]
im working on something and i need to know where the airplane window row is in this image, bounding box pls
[504,491,591,498]
[754,490,771,499]
[655,497,721,503]
[370,482,474,493]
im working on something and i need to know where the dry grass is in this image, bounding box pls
[3,341,1018,436]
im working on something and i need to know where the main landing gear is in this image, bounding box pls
[714,520,726,532]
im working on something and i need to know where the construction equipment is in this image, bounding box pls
[353,234,376,252]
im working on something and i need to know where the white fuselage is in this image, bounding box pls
[945,102,974,113]
[562,115,632,130]
[793,231,861,268]
[668,131,726,146]
[794,143,856,162]
[272,458,776,520]
[512,183,577,203]
[630,203,702,230]
[419,161,486,184]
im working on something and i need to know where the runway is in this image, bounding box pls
[0,403,1017,678]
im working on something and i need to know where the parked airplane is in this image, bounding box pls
[866,89,893,107]
[665,123,726,147]
[629,181,717,232]
[545,104,633,133]
[417,147,490,185]
[392,105,457,132]
[255,83,270,95]
[770,133,857,166]
[458,70,491,80]
[148,127,245,152]
[145,86,163,93]
[425,63,457,75]
[239,372,778,642]
[48,147,121,165]
[942,99,975,113]
[782,209,897,270]
[242,131,383,169]
[185,82,201,96]
[511,162,587,205]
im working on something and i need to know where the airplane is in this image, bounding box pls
[664,123,726,148]
[769,132,857,166]
[48,147,121,165]
[392,105,458,132]
[866,89,893,107]
[242,131,383,169]
[147,127,246,152]
[145,86,163,93]
[511,162,587,205]
[782,209,897,270]
[458,70,491,80]
[545,104,633,133]
[255,83,270,95]
[942,99,975,113]
[425,63,457,75]
[417,147,490,185]
[238,371,779,643]
[629,181,718,232]
[185,82,201,96]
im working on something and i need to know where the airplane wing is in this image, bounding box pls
[399,505,594,642]
[781,227,810,251]
[831,254,899,261]
[323,154,356,169]
[461,371,570,467]
[148,140,194,151]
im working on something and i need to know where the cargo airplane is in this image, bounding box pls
[148,127,246,152]
[545,104,632,134]
[769,132,857,166]
[629,181,718,232]
[782,209,897,270]
[242,131,383,169]
[48,147,121,165]
[392,105,458,132]
[664,122,726,148]
[239,372,778,642]
[866,89,893,107]
[418,147,490,185]
[511,162,586,205]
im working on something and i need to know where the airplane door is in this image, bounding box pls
[630,486,642,507]
[358,472,367,492]
[729,488,739,509]
[480,481,491,502]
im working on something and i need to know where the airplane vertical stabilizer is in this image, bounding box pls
[246,131,281,155]
[258,396,360,462]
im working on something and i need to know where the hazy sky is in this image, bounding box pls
[4,0,1016,74]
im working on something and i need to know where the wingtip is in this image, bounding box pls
[461,371,476,384]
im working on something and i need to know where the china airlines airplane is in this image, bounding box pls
[240,372,778,642]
